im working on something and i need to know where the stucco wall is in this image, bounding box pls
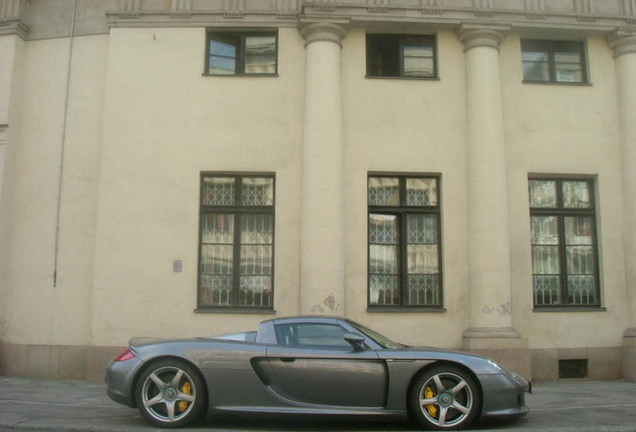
[90,27,305,346]
[342,28,470,348]
[502,34,629,350]
[0,33,107,347]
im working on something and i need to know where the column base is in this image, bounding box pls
[623,328,636,382]
[462,327,531,380]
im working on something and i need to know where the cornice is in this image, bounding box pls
[0,18,29,38]
[5,0,636,41]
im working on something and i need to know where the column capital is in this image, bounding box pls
[458,24,509,52]
[607,29,636,58]
[299,21,348,47]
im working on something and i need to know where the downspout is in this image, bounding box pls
[53,0,78,287]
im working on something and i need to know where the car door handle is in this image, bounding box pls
[281,358,296,363]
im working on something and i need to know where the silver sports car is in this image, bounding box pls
[106,316,530,430]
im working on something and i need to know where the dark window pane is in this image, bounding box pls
[239,275,272,307]
[369,178,400,206]
[209,38,238,75]
[369,275,400,305]
[523,61,550,81]
[534,275,561,305]
[201,214,234,244]
[245,36,276,74]
[407,214,438,244]
[241,177,274,206]
[202,177,235,206]
[529,180,557,208]
[369,245,399,274]
[407,274,439,306]
[567,275,597,305]
[531,216,559,245]
[406,178,437,206]
[532,245,560,274]
[564,216,593,245]
[403,45,435,77]
[200,274,233,306]
[562,181,591,208]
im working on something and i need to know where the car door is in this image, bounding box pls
[266,322,388,408]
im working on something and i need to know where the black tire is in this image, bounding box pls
[409,365,480,431]
[135,358,207,428]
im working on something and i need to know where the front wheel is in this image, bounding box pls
[135,359,207,428]
[409,365,480,430]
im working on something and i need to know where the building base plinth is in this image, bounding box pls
[0,343,125,383]
[624,328,636,382]
[462,327,531,380]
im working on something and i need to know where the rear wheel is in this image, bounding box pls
[135,359,206,428]
[409,365,480,430]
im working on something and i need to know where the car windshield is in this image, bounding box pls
[347,320,405,350]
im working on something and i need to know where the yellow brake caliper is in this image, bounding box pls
[424,386,438,417]
[178,382,191,413]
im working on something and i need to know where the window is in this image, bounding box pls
[521,39,588,84]
[366,34,437,78]
[368,175,442,309]
[275,323,351,350]
[529,178,600,308]
[198,174,274,310]
[206,32,277,75]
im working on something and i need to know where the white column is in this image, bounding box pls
[459,27,529,377]
[608,30,636,382]
[298,22,347,315]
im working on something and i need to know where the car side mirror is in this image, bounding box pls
[344,333,366,351]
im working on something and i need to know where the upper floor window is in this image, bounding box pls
[521,39,588,84]
[368,175,442,309]
[366,34,437,79]
[529,178,600,309]
[198,173,275,311]
[206,31,277,76]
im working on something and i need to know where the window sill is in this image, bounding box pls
[195,307,276,314]
[202,73,279,78]
[367,307,446,313]
[365,75,440,81]
[522,80,592,86]
[533,306,606,312]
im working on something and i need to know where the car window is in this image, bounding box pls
[275,323,351,350]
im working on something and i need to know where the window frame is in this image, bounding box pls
[205,31,279,77]
[196,172,276,312]
[521,39,589,85]
[529,177,602,310]
[367,174,444,311]
[366,33,438,80]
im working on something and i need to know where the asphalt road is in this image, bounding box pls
[1,376,636,431]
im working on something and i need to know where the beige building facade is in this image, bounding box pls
[1,0,636,383]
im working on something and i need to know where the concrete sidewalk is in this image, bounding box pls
[1,376,636,432]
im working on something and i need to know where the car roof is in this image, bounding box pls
[261,315,345,325]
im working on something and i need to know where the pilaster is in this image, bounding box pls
[608,29,636,382]
[459,26,530,378]
[298,22,348,315]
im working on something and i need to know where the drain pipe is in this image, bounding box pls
[53,0,78,287]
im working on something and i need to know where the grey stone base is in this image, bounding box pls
[0,341,628,383]
[0,343,124,383]
[624,328,636,382]
[531,346,623,382]
[462,327,532,380]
